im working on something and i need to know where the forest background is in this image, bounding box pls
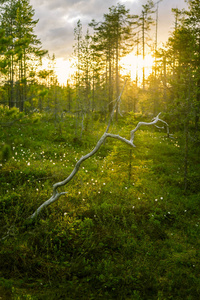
[0,0,200,299]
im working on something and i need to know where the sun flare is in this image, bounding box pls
[44,52,155,86]
[55,58,75,85]
[120,52,155,83]
[39,57,75,86]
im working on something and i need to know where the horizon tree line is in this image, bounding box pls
[0,0,199,138]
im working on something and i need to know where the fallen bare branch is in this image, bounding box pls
[28,81,169,220]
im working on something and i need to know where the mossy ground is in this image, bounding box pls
[0,111,200,299]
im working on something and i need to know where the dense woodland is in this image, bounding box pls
[0,0,200,299]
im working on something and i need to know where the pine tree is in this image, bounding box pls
[0,0,47,111]
[90,3,136,118]
[138,0,155,90]
[184,0,200,131]
[163,4,199,191]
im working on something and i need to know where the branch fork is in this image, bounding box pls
[28,81,169,219]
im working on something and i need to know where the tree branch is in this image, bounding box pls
[28,81,169,220]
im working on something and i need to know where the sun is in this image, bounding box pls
[46,52,155,87]
[55,58,75,85]
[120,52,155,84]
[39,57,75,86]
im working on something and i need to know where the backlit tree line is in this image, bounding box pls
[0,0,200,135]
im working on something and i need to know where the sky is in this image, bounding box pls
[29,0,188,84]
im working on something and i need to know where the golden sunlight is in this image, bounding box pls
[55,58,75,85]
[40,57,75,86]
[120,52,155,84]
[44,52,155,86]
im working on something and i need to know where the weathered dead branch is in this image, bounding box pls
[28,81,169,219]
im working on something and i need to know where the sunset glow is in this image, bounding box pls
[120,52,155,83]
[55,58,76,85]
[53,53,155,86]
[48,51,155,86]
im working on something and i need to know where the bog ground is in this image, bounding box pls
[0,110,200,299]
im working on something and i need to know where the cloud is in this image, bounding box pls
[30,0,188,59]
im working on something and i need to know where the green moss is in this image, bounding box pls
[0,111,200,299]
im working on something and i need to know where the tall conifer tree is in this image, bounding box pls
[0,0,47,110]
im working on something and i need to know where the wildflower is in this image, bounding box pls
[160,197,163,200]
[132,206,135,209]
[155,199,158,202]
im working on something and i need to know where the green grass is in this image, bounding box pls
[0,110,200,299]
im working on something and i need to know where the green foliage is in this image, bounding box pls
[0,111,200,299]
[0,144,12,163]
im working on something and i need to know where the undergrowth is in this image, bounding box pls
[0,110,200,299]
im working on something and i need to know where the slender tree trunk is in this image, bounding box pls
[142,11,145,90]
[115,23,119,122]
[163,55,167,102]
[92,69,95,111]
[108,48,113,114]
[9,55,14,108]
